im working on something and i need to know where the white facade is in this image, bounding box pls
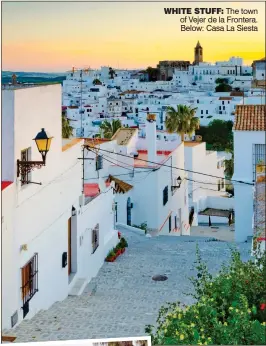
[1,85,118,330]
[233,130,266,242]
[83,123,190,236]
[184,142,227,225]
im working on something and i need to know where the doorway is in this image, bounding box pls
[68,218,72,276]
[127,197,131,226]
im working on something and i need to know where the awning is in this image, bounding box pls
[198,208,232,218]
[106,175,133,194]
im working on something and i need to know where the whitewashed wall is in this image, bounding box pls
[233,130,265,242]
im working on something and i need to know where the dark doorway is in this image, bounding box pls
[127,198,132,226]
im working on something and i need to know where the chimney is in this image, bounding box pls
[146,113,157,165]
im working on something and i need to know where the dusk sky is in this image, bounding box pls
[2,1,265,72]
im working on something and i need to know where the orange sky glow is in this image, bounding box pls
[2,1,265,72]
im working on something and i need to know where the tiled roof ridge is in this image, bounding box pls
[233,105,266,131]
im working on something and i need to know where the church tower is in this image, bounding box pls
[194,41,203,65]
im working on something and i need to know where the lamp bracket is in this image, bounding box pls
[17,160,45,178]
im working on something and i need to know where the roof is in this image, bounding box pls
[84,138,110,147]
[134,150,172,168]
[233,105,266,131]
[196,41,202,48]
[84,183,100,197]
[111,128,137,145]
[106,175,133,193]
[219,97,232,100]
[62,138,83,151]
[199,208,232,217]
[230,91,244,97]
[184,141,203,147]
[119,90,144,95]
[1,181,12,191]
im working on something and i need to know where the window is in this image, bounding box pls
[96,155,103,170]
[222,101,224,105]
[218,180,221,191]
[253,144,266,181]
[223,106,225,110]
[21,148,31,186]
[206,110,208,114]
[163,186,168,206]
[221,179,225,189]
[21,254,38,318]
[201,110,203,114]
[92,224,99,254]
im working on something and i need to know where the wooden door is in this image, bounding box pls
[68,218,72,276]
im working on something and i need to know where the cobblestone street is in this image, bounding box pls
[5,227,251,342]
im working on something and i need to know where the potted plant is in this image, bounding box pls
[120,237,128,248]
[115,244,122,256]
[105,249,116,262]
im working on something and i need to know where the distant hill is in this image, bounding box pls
[2,71,67,85]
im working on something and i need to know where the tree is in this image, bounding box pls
[224,149,234,179]
[146,66,159,81]
[215,83,232,92]
[215,78,229,84]
[165,105,200,141]
[109,67,115,79]
[93,78,102,85]
[201,119,233,151]
[99,119,122,139]
[62,114,73,138]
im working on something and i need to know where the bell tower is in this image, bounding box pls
[194,41,203,65]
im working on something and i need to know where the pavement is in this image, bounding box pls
[4,225,251,342]
[190,224,235,242]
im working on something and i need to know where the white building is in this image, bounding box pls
[184,141,231,226]
[251,166,265,255]
[1,84,118,330]
[83,115,190,236]
[173,56,252,89]
[252,58,266,81]
[233,105,266,242]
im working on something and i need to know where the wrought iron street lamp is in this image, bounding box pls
[17,128,53,178]
[171,176,182,191]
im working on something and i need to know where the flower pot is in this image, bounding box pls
[121,248,125,254]
[116,249,122,256]
[105,256,115,262]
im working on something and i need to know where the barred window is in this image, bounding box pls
[92,224,99,254]
[21,253,38,318]
[253,144,266,181]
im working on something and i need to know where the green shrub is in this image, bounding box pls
[133,222,148,232]
[146,246,266,345]
[120,237,128,248]
[106,249,116,259]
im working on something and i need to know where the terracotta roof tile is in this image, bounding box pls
[233,105,266,131]
[230,91,244,97]
[219,97,232,100]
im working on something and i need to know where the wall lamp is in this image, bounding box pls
[17,128,53,178]
[171,176,182,191]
